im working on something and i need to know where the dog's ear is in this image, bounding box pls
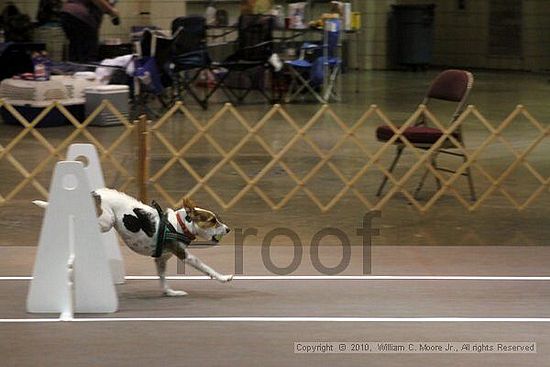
[181,197,197,220]
[92,191,103,217]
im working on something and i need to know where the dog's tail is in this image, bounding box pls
[32,200,48,208]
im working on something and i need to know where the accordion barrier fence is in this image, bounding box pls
[0,100,549,213]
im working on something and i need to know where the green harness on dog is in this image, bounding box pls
[151,201,195,258]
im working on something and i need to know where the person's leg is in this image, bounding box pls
[85,28,100,62]
[60,12,78,61]
[60,13,99,62]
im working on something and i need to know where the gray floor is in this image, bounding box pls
[1,69,550,366]
[2,244,550,366]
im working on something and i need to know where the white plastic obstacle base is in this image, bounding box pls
[27,161,118,315]
[66,143,125,284]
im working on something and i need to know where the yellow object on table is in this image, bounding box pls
[308,13,340,30]
[352,12,361,30]
[241,0,272,15]
[254,0,272,14]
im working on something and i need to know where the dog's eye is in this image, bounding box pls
[210,218,217,224]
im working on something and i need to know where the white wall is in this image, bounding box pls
[3,0,186,42]
[3,0,549,70]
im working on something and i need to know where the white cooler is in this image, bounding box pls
[85,85,129,126]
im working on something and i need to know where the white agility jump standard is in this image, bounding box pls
[66,143,125,284]
[27,161,118,316]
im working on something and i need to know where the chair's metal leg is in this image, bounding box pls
[376,146,404,197]
[222,73,251,103]
[185,69,210,110]
[200,67,227,107]
[296,70,326,103]
[215,70,259,105]
[464,155,476,201]
[323,66,340,102]
[201,70,209,109]
[236,88,252,103]
[414,168,430,199]
[261,71,276,104]
[414,153,439,199]
[433,154,442,190]
[284,70,299,103]
[171,68,211,110]
[259,87,273,104]
[285,66,326,103]
[286,76,308,102]
[210,71,235,104]
[170,70,181,101]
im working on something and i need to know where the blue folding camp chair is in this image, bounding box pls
[132,28,174,116]
[284,18,342,104]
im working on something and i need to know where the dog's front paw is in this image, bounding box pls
[217,274,234,283]
[164,289,188,297]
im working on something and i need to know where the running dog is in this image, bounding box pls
[33,188,233,296]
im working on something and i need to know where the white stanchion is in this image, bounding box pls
[59,253,75,321]
[66,143,125,284]
[27,161,118,314]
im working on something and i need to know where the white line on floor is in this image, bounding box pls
[1,275,550,281]
[1,317,550,323]
[131,275,550,281]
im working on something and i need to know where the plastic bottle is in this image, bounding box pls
[32,51,51,81]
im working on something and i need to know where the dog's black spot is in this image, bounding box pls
[123,214,141,233]
[122,208,156,237]
[133,208,156,237]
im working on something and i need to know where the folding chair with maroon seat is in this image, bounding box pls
[375,69,475,200]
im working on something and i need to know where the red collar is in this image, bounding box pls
[176,212,196,241]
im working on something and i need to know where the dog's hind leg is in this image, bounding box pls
[155,254,188,297]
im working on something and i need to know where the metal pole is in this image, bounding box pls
[137,115,150,204]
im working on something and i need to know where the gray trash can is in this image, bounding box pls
[391,4,435,69]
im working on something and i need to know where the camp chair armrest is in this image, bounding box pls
[238,40,274,53]
[207,27,238,40]
[172,49,207,59]
[209,40,237,47]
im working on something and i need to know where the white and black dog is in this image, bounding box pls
[33,188,233,296]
